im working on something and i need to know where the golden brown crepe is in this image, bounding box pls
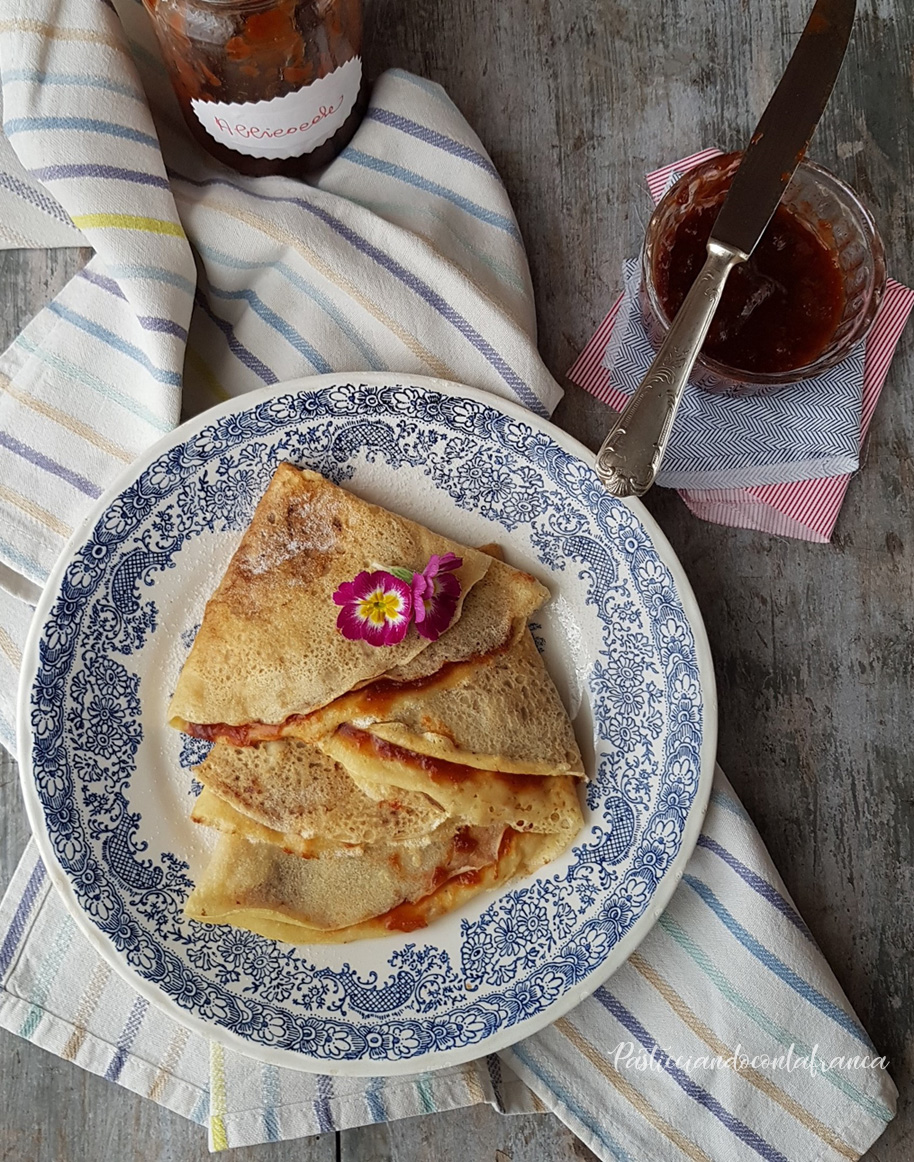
[320,726,584,837]
[184,827,569,945]
[168,464,492,727]
[289,628,584,777]
[193,737,447,846]
[184,822,508,934]
[174,466,585,945]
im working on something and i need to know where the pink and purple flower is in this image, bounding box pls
[333,570,413,646]
[412,553,462,641]
[332,553,464,646]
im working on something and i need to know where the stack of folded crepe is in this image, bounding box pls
[168,464,585,944]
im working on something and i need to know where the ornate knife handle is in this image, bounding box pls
[596,239,748,498]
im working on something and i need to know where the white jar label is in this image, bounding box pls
[191,56,362,160]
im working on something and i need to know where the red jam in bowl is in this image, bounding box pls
[652,156,846,376]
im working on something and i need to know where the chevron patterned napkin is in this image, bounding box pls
[604,258,866,490]
[569,149,914,539]
[0,3,897,1156]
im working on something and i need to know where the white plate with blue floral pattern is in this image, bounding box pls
[18,375,716,1075]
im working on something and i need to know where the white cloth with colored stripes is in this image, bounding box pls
[0,1,897,1156]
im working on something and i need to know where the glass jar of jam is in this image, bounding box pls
[640,153,887,394]
[142,0,366,177]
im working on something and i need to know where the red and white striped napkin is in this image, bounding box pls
[569,149,914,541]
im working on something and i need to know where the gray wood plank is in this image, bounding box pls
[2,0,914,1158]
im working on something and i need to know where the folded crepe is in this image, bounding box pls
[173,465,584,944]
[185,822,506,932]
[291,628,584,777]
[187,732,581,943]
[321,726,584,837]
[184,826,569,944]
[193,737,447,848]
[169,464,494,728]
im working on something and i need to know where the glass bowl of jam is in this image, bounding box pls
[640,152,887,394]
[142,0,365,177]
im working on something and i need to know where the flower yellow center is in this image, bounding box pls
[358,589,403,625]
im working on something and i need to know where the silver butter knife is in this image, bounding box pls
[596,0,857,499]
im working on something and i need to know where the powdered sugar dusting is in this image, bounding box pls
[240,489,340,576]
[289,490,340,552]
[241,537,312,576]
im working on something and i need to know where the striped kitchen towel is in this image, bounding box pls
[569,150,914,538]
[0,840,539,1146]
[1,766,895,1157]
[0,1,896,1156]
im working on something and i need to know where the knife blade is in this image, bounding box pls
[712,0,857,257]
[595,0,856,499]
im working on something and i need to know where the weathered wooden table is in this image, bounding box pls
[1,0,911,1158]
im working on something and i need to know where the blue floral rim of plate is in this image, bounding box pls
[25,381,706,1067]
